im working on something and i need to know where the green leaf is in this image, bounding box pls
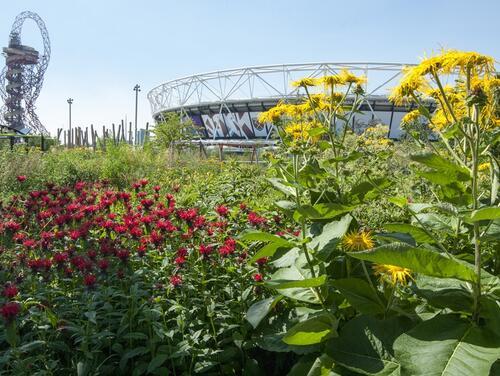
[5,322,19,347]
[383,223,435,244]
[413,275,473,312]
[294,203,354,221]
[468,207,500,222]
[394,314,500,376]
[246,296,282,329]
[348,243,477,282]
[241,231,292,245]
[283,313,337,346]
[147,354,169,373]
[266,275,327,289]
[410,153,470,181]
[309,214,352,261]
[349,178,391,204]
[307,126,329,137]
[332,278,385,314]
[326,315,413,375]
[275,200,297,211]
[249,242,294,264]
[271,264,321,304]
[267,178,297,197]
[19,340,45,353]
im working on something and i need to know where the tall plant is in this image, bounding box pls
[243,52,500,375]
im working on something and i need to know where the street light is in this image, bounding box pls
[133,85,140,145]
[67,98,73,146]
[67,98,73,131]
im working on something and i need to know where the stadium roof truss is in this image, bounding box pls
[147,62,421,140]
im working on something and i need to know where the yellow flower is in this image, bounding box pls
[373,264,413,286]
[342,230,374,252]
[321,74,344,87]
[402,110,422,124]
[430,108,449,131]
[339,69,367,85]
[389,69,427,105]
[478,162,491,172]
[291,77,320,88]
[283,121,322,142]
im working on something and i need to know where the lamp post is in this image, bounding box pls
[133,84,140,145]
[67,98,73,146]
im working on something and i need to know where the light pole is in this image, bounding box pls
[67,98,73,146]
[133,84,140,145]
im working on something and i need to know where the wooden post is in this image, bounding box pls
[218,144,224,161]
[112,123,116,145]
[128,122,132,145]
[90,124,95,150]
[57,128,62,144]
[121,120,126,142]
[102,125,107,151]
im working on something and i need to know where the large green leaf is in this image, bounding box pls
[266,275,327,289]
[241,231,293,245]
[294,203,354,221]
[283,313,337,346]
[332,278,386,314]
[309,214,352,261]
[267,178,297,197]
[383,223,434,244]
[410,153,470,182]
[241,231,295,264]
[413,275,473,312]
[326,315,413,375]
[394,314,500,376]
[348,178,391,204]
[270,264,322,304]
[348,243,477,282]
[468,207,500,222]
[249,242,294,264]
[246,296,283,329]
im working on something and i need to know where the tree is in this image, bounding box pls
[151,113,196,149]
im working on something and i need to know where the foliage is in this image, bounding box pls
[241,50,500,376]
[151,113,197,149]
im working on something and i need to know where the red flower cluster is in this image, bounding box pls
[0,177,281,312]
[0,302,20,322]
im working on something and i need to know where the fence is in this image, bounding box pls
[56,121,150,150]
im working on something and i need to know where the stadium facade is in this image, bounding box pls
[147,62,432,140]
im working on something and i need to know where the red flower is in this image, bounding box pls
[16,175,27,182]
[176,247,188,258]
[2,285,18,299]
[116,249,130,262]
[0,302,20,322]
[216,205,229,217]
[248,212,266,226]
[174,256,186,266]
[83,274,97,287]
[256,257,268,266]
[53,252,69,265]
[170,274,182,287]
[253,273,263,282]
[98,259,109,271]
[199,244,213,257]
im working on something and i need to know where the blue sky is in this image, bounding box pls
[1,0,499,135]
